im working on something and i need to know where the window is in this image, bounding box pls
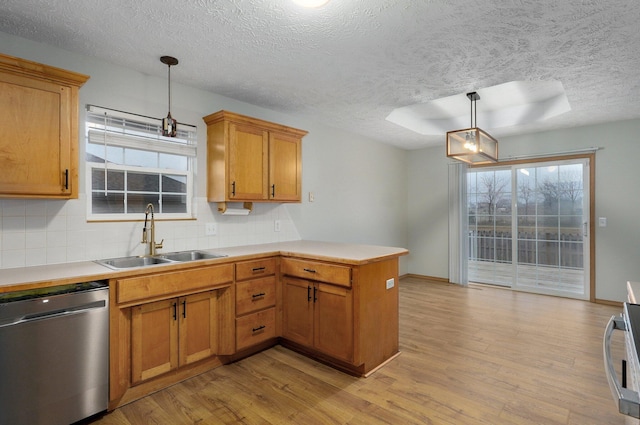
[85,105,197,221]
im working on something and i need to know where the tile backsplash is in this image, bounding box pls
[0,196,300,269]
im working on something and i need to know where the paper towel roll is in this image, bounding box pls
[221,208,251,216]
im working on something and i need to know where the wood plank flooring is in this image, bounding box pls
[91,276,627,425]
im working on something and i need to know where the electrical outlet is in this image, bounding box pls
[309,192,315,202]
[598,217,607,227]
[386,278,395,289]
[205,222,217,236]
[274,220,281,232]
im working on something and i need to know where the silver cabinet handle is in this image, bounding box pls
[603,315,640,418]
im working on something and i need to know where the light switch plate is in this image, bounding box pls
[386,278,395,289]
[274,220,281,232]
[598,217,607,227]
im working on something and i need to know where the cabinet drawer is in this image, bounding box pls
[236,276,276,316]
[281,258,351,288]
[236,307,276,351]
[236,258,277,281]
[117,264,234,305]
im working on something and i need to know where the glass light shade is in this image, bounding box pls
[162,113,177,137]
[446,127,498,164]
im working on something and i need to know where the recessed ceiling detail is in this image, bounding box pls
[386,81,571,136]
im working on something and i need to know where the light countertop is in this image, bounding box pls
[628,281,640,304]
[0,240,408,293]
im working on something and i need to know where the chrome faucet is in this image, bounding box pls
[142,203,163,256]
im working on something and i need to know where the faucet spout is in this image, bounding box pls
[143,203,163,256]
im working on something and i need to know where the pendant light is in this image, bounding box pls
[160,55,178,137]
[446,92,498,164]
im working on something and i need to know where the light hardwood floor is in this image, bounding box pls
[91,276,627,425]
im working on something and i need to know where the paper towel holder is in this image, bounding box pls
[218,202,253,215]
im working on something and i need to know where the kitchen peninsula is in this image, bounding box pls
[0,240,407,409]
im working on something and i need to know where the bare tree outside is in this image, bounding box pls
[478,173,510,215]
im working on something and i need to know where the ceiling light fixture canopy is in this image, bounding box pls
[292,0,330,7]
[446,92,498,164]
[160,55,178,137]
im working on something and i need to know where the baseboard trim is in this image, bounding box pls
[403,273,450,284]
[595,298,623,307]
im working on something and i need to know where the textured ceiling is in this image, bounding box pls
[0,0,639,150]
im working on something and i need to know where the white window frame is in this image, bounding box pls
[85,105,197,221]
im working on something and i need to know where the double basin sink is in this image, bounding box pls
[96,250,226,270]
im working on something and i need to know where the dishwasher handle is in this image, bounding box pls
[603,314,640,418]
[0,300,106,328]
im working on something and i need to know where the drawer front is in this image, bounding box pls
[236,257,277,281]
[281,258,351,287]
[236,307,276,351]
[117,264,234,305]
[236,276,276,316]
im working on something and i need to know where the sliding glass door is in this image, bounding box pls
[467,158,590,299]
[467,168,513,287]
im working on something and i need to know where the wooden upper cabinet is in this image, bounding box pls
[228,122,268,200]
[0,53,89,198]
[269,131,302,201]
[203,110,307,203]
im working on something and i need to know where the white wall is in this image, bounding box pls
[408,119,640,302]
[0,32,409,272]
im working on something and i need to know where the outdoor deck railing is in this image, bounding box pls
[468,229,583,269]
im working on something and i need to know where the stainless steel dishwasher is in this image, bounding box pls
[0,281,109,425]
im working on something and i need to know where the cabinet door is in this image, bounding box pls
[179,291,218,367]
[314,283,354,363]
[131,299,178,384]
[269,132,301,201]
[282,277,314,347]
[228,123,268,200]
[0,74,72,197]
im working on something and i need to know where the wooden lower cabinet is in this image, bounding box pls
[282,277,313,347]
[313,282,353,362]
[281,256,399,376]
[236,307,276,351]
[235,258,279,351]
[131,291,220,384]
[109,254,401,409]
[109,264,235,409]
[282,276,354,363]
[131,298,177,384]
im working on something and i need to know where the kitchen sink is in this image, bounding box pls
[96,250,226,270]
[156,250,225,262]
[97,256,173,269]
